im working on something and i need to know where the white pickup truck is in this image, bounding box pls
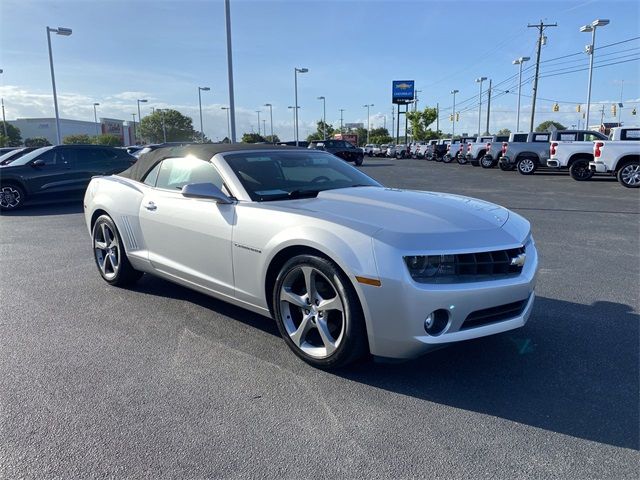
[546,130,609,180]
[588,126,640,188]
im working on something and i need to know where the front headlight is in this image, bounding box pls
[404,255,455,282]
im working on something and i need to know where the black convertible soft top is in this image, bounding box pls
[117,143,299,183]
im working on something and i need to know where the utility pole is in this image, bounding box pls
[339,108,344,133]
[618,79,624,126]
[600,105,605,126]
[528,20,557,132]
[391,107,395,139]
[485,79,492,134]
[436,103,439,132]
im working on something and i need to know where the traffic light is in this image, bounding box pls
[611,104,617,116]
[576,105,581,113]
[455,112,460,121]
[449,114,454,122]
[552,103,560,112]
[633,107,637,116]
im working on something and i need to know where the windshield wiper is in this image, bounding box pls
[287,189,321,199]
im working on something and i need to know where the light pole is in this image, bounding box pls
[318,96,326,139]
[198,86,210,143]
[288,106,299,140]
[0,69,7,139]
[413,90,422,111]
[294,67,308,146]
[46,26,72,145]
[450,90,459,138]
[93,102,100,136]
[221,107,231,141]
[156,109,167,143]
[264,103,274,142]
[255,110,261,136]
[262,119,266,137]
[475,77,487,136]
[224,0,236,142]
[512,57,530,132]
[363,104,374,143]
[339,108,345,133]
[136,99,147,144]
[581,19,610,129]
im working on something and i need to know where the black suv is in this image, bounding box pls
[0,144,136,210]
[308,139,364,165]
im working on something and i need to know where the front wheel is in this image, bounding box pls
[499,161,515,171]
[480,157,494,168]
[273,255,368,369]
[517,157,537,175]
[354,154,364,166]
[617,161,640,188]
[569,159,594,181]
[92,215,143,286]
[457,155,468,165]
[0,184,26,211]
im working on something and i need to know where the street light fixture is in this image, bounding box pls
[581,19,610,129]
[46,26,72,145]
[512,57,530,132]
[198,86,210,143]
[136,99,147,144]
[475,77,487,136]
[450,90,459,138]
[363,104,374,143]
[294,67,308,146]
[318,96,326,140]
[264,103,274,142]
[221,107,231,141]
[93,102,100,136]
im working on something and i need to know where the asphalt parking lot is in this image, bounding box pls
[1,158,638,479]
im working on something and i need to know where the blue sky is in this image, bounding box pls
[1,0,639,141]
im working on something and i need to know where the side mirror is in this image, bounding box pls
[32,159,46,167]
[181,182,233,204]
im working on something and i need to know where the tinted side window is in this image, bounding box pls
[78,148,108,167]
[36,150,57,165]
[56,148,77,166]
[155,157,225,191]
[621,129,640,141]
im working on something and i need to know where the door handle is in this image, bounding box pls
[144,201,157,211]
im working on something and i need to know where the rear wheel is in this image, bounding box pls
[92,215,143,286]
[617,161,640,188]
[457,155,468,165]
[499,161,515,171]
[354,154,364,166]
[517,157,537,175]
[0,184,25,211]
[569,159,594,181]
[480,157,494,168]
[273,255,368,369]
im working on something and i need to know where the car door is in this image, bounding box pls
[26,147,79,197]
[138,157,235,297]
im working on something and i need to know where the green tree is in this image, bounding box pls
[139,109,198,143]
[406,107,438,141]
[369,127,393,145]
[24,137,51,147]
[263,134,280,143]
[497,128,511,136]
[241,132,265,143]
[92,134,123,147]
[63,134,92,144]
[536,121,566,132]
[306,120,336,142]
[0,122,22,147]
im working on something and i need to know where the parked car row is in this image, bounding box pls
[396,127,639,188]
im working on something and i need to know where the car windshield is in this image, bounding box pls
[3,146,53,166]
[223,150,381,201]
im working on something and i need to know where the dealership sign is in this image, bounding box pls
[392,80,415,104]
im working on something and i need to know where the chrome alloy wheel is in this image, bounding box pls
[620,164,640,186]
[279,266,345,359]
[518,158,535,173]
[0,186,22,209]
[93,222,120,281]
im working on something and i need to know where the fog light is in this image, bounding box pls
[424,309,449,336]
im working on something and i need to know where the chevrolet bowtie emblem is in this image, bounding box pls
[510,253,526,267]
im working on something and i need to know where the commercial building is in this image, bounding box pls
[9,117,136,145]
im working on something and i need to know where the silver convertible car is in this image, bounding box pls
[84,144,538,368]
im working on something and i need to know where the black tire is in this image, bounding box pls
[92,215,143,287]
[516,156,537,175]
[442,155,453,164]
[499,161,515,171]
[354,154,364,166]
[457,155,468,165]
[0,183,26,211]
[480,157,494,168]
[617,160,640,188]
[367,152,373,157]
[569,159,594,181]
[272,254,369,369]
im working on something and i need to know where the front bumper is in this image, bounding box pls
[589,161,608,173]
[360,236,538,359]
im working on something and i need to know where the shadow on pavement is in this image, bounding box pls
[359,163,395,167]
[0,200,84,216]
[339,296,639,450]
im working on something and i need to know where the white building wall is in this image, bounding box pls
[9,118,100,144]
